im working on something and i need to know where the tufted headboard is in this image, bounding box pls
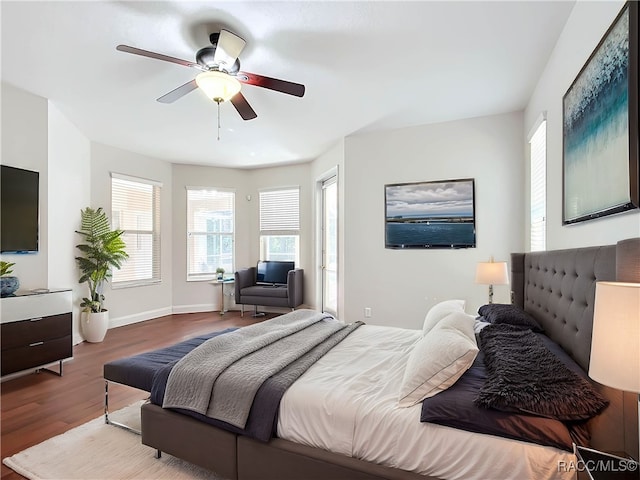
[511,244,616,371]
[510,237,640,459]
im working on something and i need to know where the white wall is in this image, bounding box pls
[90,143,173,327]
[0,83,49,288]
[342,112,525,328]
[525,0,640,250]
[48,103,91,344]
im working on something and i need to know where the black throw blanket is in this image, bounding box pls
[475,324,608,421]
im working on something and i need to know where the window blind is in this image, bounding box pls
[529,120,546,252]
[111,174,161,286]
[259,188,300,232]
[259,187,300,263]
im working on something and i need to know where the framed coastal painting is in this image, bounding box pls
[384,178,475,249]
[562,1,639,225]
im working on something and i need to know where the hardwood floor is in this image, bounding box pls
[0,310,272,479]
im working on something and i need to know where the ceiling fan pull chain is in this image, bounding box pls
[217,101,221,141]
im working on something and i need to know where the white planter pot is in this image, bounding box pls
[83,310,109,343]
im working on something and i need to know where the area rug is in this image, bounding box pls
[3,401,224,479]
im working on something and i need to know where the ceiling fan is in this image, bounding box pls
[116,30,305,121]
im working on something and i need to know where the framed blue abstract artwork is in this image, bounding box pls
[562,1,639,225]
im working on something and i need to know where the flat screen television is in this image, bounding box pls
[385,178,476,249]
[256,260,295,285]
[1,165,39,253]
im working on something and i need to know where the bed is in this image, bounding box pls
[105,238,639,480]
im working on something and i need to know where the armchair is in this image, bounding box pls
[234,266,304,317]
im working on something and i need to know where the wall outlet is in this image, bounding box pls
[364,307,372,318]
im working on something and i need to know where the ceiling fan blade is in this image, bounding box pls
[157,79,198,103]
[212,30,246,71]
[116,45,205,71]
[230,92,257,120]
[237,72,305,97]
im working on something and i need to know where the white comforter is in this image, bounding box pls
[277,324,575,480]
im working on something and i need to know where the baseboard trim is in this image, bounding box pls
[106,303,317,330]
[109,307,173,329]
[171,304,217,314]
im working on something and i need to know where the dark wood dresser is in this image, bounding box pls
[1,289,72,377]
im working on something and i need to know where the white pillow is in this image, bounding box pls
[399,311,478,407]
[422,299,466,335]
[439,310,476,339]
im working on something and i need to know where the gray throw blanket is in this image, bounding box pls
[163,309,348,428]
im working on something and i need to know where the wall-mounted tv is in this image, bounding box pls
[256,260,294,285]
[1,165,40,253]
[385,178,476,249]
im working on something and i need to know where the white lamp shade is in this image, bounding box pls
[475,261,509,285]
[196,71,241,102]
[589,281,640,393]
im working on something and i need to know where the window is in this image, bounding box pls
[259,187,300,264]
[111,173,161,287]
[187,187,234,280]
[529,118,546,252]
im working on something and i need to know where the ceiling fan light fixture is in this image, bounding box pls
[196,71,241,103]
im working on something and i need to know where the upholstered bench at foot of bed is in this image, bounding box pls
[102,328,238,434]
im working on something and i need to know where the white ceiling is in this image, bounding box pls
[1,1,575,169]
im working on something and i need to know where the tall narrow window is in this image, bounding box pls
[111,173,161,287]
[187,187,234,281]
[321,176,338,315]
[259,187,300,264]
[529,118,546,252]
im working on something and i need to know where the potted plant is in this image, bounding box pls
[216,267,225,280]
[75,207,128,343]
[0,261,19,296]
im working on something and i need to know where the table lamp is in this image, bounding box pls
[589,281,640,460]
[475,257,509,304]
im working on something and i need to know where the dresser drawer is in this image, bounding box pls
[1,290,72,323]
[1,335,72,376]
[1,313,72,350]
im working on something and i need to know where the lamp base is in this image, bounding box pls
[488,284,494,304]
